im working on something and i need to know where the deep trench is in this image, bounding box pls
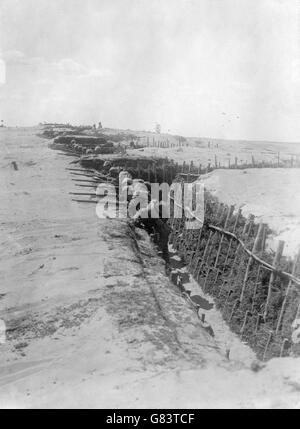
[55,141,298,361]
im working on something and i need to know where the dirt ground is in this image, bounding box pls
[0,127,300,409]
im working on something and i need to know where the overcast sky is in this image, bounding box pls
[0,0,299,141]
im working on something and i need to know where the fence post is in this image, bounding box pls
[240,222,265,302]
[264,240,285,319]
[219,214,254,298]
[214,207,242,287]
[276,250,300,334]
[213,205,235,270]
[203,205,228,291]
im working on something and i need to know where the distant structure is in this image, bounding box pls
[98,122,102,129]
[155,123,161,134]
[0,120,4,128]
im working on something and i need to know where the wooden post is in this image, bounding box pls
[213,205,235,270]
[214,208,242,287]
[229,299,240,321]
[240,310,252,335]
[222,209,242,267]
[251,265,262,313]
[240,223,265,302]
[280,338,290,357]
[263,331,273,361]
[264,240,285,319]
[203,205,228,290]
[189,226,204,271]
[255,313,263,334]
[276,250,300,334]
[219,214,254,295]
[194,201,221,276]
[195,230,214,278]
[261,224,267,252]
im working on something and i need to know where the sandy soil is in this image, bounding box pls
[198,168,300,257]
[0,127,300,409]
[104,127,300,167]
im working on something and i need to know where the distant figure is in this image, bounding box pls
[11,161,18,171]
[133,200,171,266]
[98,122,102,129]
[183,290,214,311]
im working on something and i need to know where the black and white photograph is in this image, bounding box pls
[0,0,300,410]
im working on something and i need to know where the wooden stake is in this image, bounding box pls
[264,240,285,319]
[240,222,265,302]
[276,250,300,334]
[263,331,273,361]
[219,214,254,294]
[215,208,242,286]
[213,205,235,269]
[240,310,252,335]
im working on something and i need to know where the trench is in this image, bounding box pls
[54,140,298,362]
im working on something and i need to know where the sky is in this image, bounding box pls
[0,0,299,141]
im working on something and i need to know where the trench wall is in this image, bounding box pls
[169,189,300,361]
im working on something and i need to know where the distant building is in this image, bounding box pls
[155,123,161,134]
